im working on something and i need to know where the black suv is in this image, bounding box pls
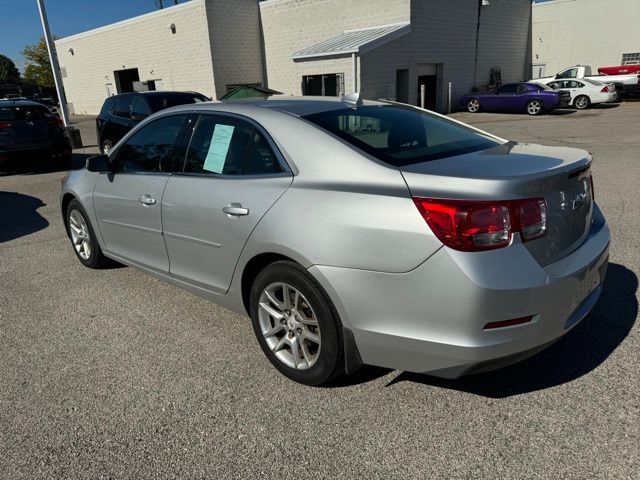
[96,91,209,154]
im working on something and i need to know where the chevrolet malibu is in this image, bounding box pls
[60,96,609,385]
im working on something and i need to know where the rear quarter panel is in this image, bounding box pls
[231,108,443,275]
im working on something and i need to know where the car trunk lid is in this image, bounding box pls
[400,141,593,266]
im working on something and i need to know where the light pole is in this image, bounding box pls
[36,0,71,127]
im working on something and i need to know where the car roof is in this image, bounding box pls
[112,91,205,97]
[0,99,46,107]
[220,96,388,117]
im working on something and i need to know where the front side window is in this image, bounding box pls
[115,114,187,173]
[305,105,501,167]
[497,84,519,94]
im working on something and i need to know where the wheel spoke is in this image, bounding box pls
[259,301,283,320]
[273,336,288,353]
[290,339,301,368]
[301,329,320,345]
[264,289,284,309]
[296,311,318,326]
[282,284,292,309]
[300,341,313,366]
[74,236,83,245]
[263,323,284,338]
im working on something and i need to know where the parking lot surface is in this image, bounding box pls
[1,104,638,479]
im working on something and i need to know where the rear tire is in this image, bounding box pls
[249,261,344,386]
[466,98,480,113]
[526,99,543,116]
[66,199,108,268]
[574,95,590,110]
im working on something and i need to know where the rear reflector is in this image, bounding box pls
[484,316,534,330]
[413,197,547,252]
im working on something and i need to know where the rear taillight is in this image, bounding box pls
[0,122,12,129]
[516,198,547,240]
[413,197,547,252]
[48,118,64,128]
[600,86,609,93]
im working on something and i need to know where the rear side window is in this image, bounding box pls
[131,96,152,119]
[115,114,187,173]
[147,93,208,113]
[184,115,254,175]
[100,97,117,116]
[304,105,500,167]
[112,95,131,118]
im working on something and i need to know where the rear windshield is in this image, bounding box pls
[0,105,49,121]
[304,105,500,167]
[146,93,208,113]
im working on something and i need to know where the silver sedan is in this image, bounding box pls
[61,96,610,385]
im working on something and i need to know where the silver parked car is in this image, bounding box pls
[61,96,610,385]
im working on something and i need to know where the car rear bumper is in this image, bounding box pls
[309,204,610,378]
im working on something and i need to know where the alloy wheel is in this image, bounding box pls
[527,100,542,115]
[575,96,589,109]
[68,210,92,260]
[258,282,321,370]
[467,99,480,113]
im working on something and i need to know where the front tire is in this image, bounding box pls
[66,199,108,268]
[466,98,480,113]
[526,99,543,116]
[574,95,590,110]
[250,261,344,386]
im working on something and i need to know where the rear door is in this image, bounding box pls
[93,114,189,272]
[162,113,293,293]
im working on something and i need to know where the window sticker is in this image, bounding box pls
[203,124,235,173]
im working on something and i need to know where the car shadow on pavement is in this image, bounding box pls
[386,263,637,398]
[0,191,49,243]
[0,152,92,177]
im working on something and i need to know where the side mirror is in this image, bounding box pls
[86,154,110,173]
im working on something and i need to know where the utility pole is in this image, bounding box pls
[36,0,71,127]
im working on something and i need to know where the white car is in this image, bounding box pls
[541,78,617,109]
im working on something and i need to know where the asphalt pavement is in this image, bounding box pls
[0,103,638,479]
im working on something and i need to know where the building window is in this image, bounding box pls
[621,53,640,65]
[302,73,344,96]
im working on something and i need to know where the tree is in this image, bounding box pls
[22,37,55,89]
[0,55,20,84]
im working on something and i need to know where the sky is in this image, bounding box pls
[0,0,188,71]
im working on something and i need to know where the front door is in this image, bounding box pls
[93,114,188,272]
[162,114,292,293]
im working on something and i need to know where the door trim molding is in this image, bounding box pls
[101,218,162,236]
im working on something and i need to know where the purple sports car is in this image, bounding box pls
[460,82,571,115]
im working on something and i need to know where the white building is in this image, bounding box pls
[56,0,532,115]
[532,0,640,78]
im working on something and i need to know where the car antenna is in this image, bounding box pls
[341,92,363,110]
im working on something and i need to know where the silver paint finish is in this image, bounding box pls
[60,97,611,378]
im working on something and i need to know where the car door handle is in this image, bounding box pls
[223,204,249,217]
[139,195,156,206]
